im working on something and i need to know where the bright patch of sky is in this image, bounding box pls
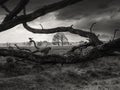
[0,13,87,43]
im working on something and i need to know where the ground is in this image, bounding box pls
[0,46,120,90]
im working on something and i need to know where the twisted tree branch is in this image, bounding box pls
[2,0,30,23]
[0,0,83,32]
[0,38,119,64]
[23,23,103,46]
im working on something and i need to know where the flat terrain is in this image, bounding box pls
[0,46,120,90]
[1,45,73,55]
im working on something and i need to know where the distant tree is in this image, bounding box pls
[0,0,119,63]
[42,41,49,47]
[52,32,69,46]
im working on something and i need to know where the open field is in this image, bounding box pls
[0,45,73,55]
[0,45,120,90]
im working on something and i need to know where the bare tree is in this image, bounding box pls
[0,0,83,31]
[0,0,119,63]
[52,32,69,46]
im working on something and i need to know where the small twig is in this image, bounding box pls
[90,22,96,33]
[39,24,44,30]
[70,24,73,28]
[28,38,40,50]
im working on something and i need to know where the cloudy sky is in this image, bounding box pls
[0,0,120,43]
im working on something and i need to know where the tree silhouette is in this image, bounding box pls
[52,32,69,46]
[0,0,119,63]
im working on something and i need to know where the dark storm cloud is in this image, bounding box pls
[54,0,120,37]
[0,0,60,14]
[0,0,120,38]
[56,0,120,20]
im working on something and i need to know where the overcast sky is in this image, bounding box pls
[0,0,120,43]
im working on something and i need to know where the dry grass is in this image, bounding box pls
[0,46,120,90]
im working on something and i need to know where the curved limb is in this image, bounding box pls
[2,0,30,23]
[28,38,39,50]
[90,22,97,33]
[23,23,103,46]
[0,0,83,32]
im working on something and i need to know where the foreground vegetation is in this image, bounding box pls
[0,53,120,90]
[0,0,120,90]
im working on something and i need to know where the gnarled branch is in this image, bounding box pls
[90,22,96,33]
[23,23,103,46]
[0,38,119,64]
[0,0,83,32]
[2,0,30,23]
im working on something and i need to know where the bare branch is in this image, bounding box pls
[28,38,39,50]
[90,22,96,33]
[0,38,119,64]
[39,24,44,30]
[0,0,83,32]
[2,0,30,23]
[23,23,103,46]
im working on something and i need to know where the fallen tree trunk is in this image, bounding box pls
[81,38,120,60]
[0,38,119,64]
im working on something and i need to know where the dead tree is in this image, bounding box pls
[0,38,119,64]
[23,23,103,46]
[0,0,84,31]
[1,0,102,46]
[0,0,119,62]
